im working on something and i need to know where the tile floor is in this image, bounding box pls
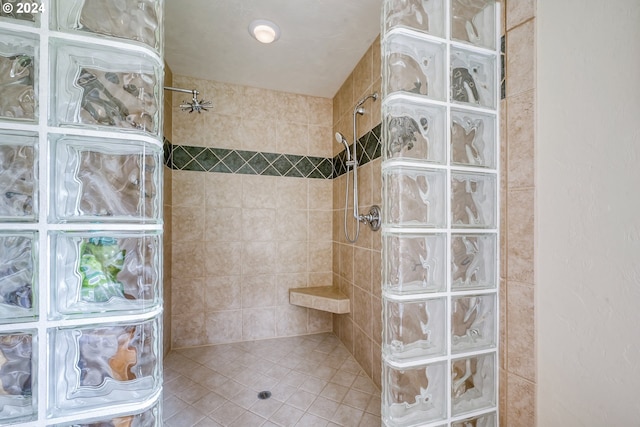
[163,333,382,426]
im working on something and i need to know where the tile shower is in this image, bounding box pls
[0,0,535,425]
[165,1,538,425]
[163,2,534,426]
[165,44,384,341]
[0,0,537,425]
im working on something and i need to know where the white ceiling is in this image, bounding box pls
[164,0,383,99]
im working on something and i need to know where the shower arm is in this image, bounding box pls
[164,86,199,96]
[164,86,212,113]
[164,86,202,105]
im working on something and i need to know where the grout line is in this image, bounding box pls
[505,15,536,33]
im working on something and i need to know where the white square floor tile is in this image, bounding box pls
[164,333,381,427]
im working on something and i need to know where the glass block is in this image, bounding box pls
[451,233,496,290]
[0,28,38,122]
[53,0,164,52]
[451,108,496,168]
[384,232,446,294]
[452,294,496,353]
[383,166,447,227]
[0,0,41,24]
[451,0,496,49]
[384,297,446,362]
[383,96,446,163]
[0,331,36,424]
[450,48,497,109]
[452,412,497,427]
[50,231,161,319]
[51,403,160,426]
[51,135,162,223]
[451,172,496,228]
[51,39,162,136]
[383,31,446,101]
[0,232,37,322]
[451,352,496,416]
[383,361,446,426]
[0,130,37,221]
[383,0,445,38]
[49,317,161,416]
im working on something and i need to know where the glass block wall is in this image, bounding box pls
[0,1,163,425]
[381,1,500,425]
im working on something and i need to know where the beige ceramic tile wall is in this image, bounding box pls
[332,37,383,389]
[501,1,536,426]
[170,76,335,348]
[163,63,173,356]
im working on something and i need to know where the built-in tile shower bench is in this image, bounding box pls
[289,286,350,314]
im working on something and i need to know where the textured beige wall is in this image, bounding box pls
[332,36,383,389]
[170,76,335,348]
[163,63,173,356]
[537,1,640,425]
[500,0,537,425]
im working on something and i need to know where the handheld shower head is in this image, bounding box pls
[335,132,351,161]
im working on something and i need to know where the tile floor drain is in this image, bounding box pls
[257,391,271,400]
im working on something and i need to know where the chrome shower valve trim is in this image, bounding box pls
[359,205,381,231]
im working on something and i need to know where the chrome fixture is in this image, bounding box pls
[336,92,381,243]
[164,86,212,113]
[335,132,352,162]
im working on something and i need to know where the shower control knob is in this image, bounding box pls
[359,205,381,231]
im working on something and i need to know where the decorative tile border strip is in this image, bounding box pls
[333,123,382,178]
[163,123,382,180]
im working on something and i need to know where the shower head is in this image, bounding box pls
[335,132,351,161]
[164,86,212,113]
[180,90,212,113]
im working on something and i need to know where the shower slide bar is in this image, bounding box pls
[335,92,382,243]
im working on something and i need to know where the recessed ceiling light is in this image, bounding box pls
[249,19,281,44]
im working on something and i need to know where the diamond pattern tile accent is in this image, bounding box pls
[262,165,280,176]
[211,161,232,174]
[195,149,219,171]
[317,159,334,179]
[166,123,381,179]
[237,150,255,162]
[182,160,204,172]
[163,137,172,167]
[236,163,257,175]
[272,155,294,175]
[308,169,325,179]
[249,153,270,174]
[221,151,244,172]
[172,146,194,168]
[356,141,368,166]
[295,157,315,176]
